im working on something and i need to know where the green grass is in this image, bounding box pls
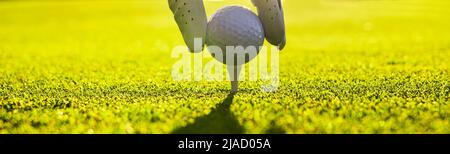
[0,0,449,133]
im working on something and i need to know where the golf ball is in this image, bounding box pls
[206,6,264,65]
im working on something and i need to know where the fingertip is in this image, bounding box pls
[278,37,286,51]
[187,46,204,53]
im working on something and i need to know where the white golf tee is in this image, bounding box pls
[227,64,242,93]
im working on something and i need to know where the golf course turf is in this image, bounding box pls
[0,0,449,133]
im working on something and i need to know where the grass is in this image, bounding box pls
[0,0,449,134]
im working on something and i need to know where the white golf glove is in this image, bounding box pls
[168,0,286,52]
[168,0,208,53]
[251,0,286,50]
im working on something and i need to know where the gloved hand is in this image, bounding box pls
[168,0,286,52]
[168,0,207,53]
[251,0,286,50]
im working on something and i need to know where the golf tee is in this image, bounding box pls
[227,64,242,93]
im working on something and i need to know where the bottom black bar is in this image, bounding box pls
[0,135,449,152]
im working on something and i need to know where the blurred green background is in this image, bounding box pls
[0,0,449,133]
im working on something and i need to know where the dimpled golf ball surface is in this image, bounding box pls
[207,6,264,65]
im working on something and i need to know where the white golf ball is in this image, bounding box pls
[206,6,264,65]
